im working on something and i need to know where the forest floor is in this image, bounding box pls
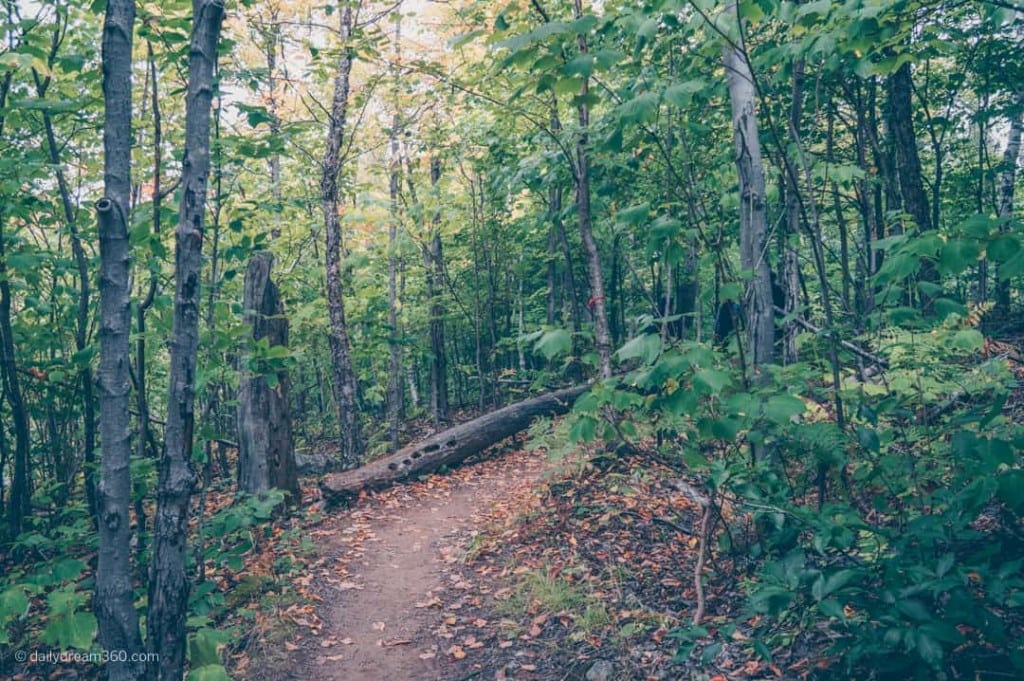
[248,443,564,680]
[243,436,790,681]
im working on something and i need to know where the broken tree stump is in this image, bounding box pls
[237,251,300,503]
[320,384,589,504]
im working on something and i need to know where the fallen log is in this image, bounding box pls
[320,384,590,504]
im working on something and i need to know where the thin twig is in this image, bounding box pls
[692,490,715,626]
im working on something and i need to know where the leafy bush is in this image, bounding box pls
[574,302,1024,677]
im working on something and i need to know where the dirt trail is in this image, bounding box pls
[271,448,551,681]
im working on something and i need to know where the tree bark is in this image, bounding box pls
[887,60,938,308]
[237,252,299,502]
[387,114,402,451]
[781,59,804,366]
[573,0,613,380]
[426,156,449,426]
[36,71,98,519]
[0,68,32,541]
[148,2,223,679]
[320,3,364,468]
[887,63,931,234]
[722,4,774,376]
[94,1,147,678]
[996,96,1023,314]
[321,384,589,503]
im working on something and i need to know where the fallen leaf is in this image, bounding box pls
[419,651,436,660]
[446,645,467,660]
[372,621,386,631]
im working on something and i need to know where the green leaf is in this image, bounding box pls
[616,333,661,365]
[762,394,806,425]
[663,80,706,107]
[635,17,658,51]
[570,15,598,33]
[602,127,623,152]
[819,598,846,620]
[617,92,659,124]
[896,598,933,622]
[988,234,1021,263]
[694,368,730,393]
[998,470,1024,512]
[811,573,826,602]
[857,426,880,453]
[187,665,232,681]
[916,631,944,667]
[0,587,29,621]
[569,415,597,443]
[235,103,274,128]
[563,54,595,78]
[42,610,97,650]
[822,569,857,597]
[592,48,624,71]
[739,0,765,23]
[616,202,650,226]
[263,344,290,360]
[533,329,572,360]
[188,628,228,668]
[950,329,983,352]
[938,239,980,274]
[552,76,584,96]
[52,558,86,582]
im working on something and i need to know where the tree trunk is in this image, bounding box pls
[996,96,1023,315]
[320,4,364,468]
[0,68,32,540]
[426,157,449,426]
[262,8,283,239]
[321,384,589,503]
[887,60,938,308]
[134,42,165,569]
[723,4,774,376]
[886,62,930,231]
[94,1,147,678]
[387,114,402,451]
[37,96,98,520]
[237,252,299,502]
[148,2,223,679]
[573,0,612,380]
[781,59,805,365]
